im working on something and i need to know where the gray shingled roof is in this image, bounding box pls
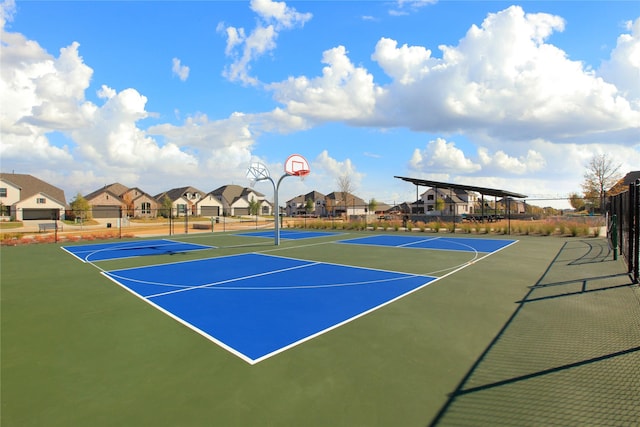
[620,171,640,186]
[154,186,205,202]
[0,173,67,206]
[325,191,366,205]
[211,185,265,205]
[84,182,128,202]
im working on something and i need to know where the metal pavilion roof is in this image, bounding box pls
[394,176,528,199]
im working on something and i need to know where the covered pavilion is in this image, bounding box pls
[394,176,528,233]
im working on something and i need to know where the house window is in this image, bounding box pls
[177,204,186,214]
[0,188,6,197]
[37,198,46,204]
[427,194,434,201]
[141,202,151,214]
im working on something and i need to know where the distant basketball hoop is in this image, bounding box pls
[246,154,311,246]
[284,154,310,179]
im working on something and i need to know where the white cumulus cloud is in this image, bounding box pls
[172,57,190,81]
[477,147,546,174]
[0,12,201,192]
[409,138,481,173]
[599,17,640,105]
[313,150,364,187]
[219,0,312,85]
[265,5,639,146]
[370,5,640,143]
[268,46,382,123]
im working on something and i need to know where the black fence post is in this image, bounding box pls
[612,214,618,261]
[633,180,639,283]
[53,210,59,243]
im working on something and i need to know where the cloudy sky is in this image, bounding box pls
[1,0,638,209]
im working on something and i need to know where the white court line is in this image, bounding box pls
[397,236,441,247]
[144,260,322,299]
[258,250,433,277]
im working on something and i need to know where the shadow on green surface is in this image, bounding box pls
[429,239,640,426]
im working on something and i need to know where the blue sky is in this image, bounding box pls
[1,0,638,209]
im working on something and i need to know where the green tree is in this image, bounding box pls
[569,192,586,211]
[435,195,445,212]
[368,198,378,215]
[70,192,91,220]
[248,197,259,216]
[159,195,173,218]
[305,198,314,216]
[581,154,621,214]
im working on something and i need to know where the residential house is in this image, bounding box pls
[210,185,271,216]
[121,187,159,218]
[195,193,225,217]
[285,195,305,217]
[0,173,67,221]
[372,201,392,215]
[389,202,413,215]
[421,188,479,216]
[84,183,128,219]
[498,197,526,214]
[154,186,205,217]
[325,191,367,218]
[285,191,326,216]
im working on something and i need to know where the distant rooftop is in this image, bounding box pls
[394,176,528,199]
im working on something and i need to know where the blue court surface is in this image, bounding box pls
[338,235,517,253]
[103,253,436,364]
[236,230,343,240]
[62,239,213,262]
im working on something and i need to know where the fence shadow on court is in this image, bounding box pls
[429,239,640,426]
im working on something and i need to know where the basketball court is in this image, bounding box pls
[62,239,214,262]
[236,229,342,240]
[101,252,435,364]
[60,233,515,364]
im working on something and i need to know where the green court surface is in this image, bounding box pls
[1,231,638,426]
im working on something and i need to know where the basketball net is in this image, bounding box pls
[246,162,270,188]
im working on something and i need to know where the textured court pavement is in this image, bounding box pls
[432,239,640,426]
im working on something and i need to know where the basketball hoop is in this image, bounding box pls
[247,154,310,246]
[284,154,310,180]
